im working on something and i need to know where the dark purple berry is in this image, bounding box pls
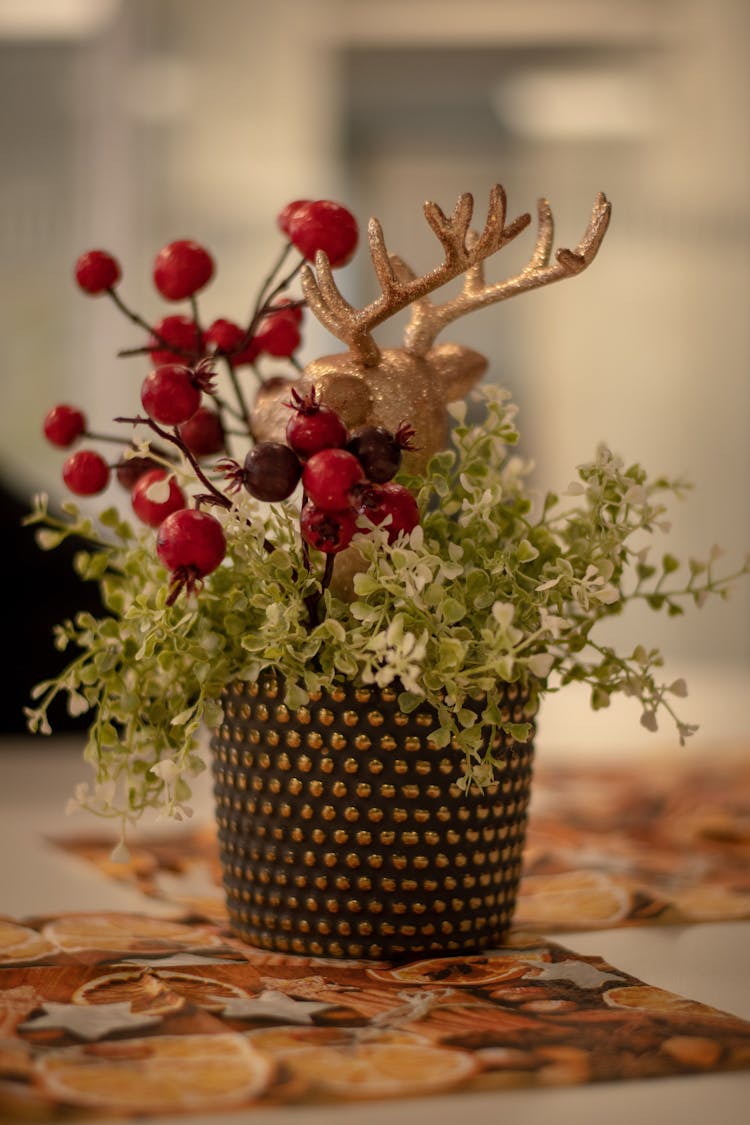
[116,453,163,491]
[243,442,302,502]
[347,425,403,483]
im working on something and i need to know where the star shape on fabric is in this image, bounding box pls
[122,953,240,967]
[521,958,626,990]
[219,989,339,1024]
[18,1001,163,1040]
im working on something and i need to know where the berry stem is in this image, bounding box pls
[321,552,335,590]
[242,243,306,350]
[107,288,163,345]
[83,430,140,446]
[107,289,201,365]
[115,414,231,509]
[220,354,254,443]
[189,294,202,333]
[303,552,335,629]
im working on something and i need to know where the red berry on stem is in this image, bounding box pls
[131,469,186,528]
[43,404,86,448]
[205,319,260,365]
[74,250,121,295]
[141,364,201,426]
[255,306,301,358]
[205,318,246,355]
[62,449,110,496]
[149,315,204,365]
[286,388,347,458]
[300,504,358,554]
[242,442,302,502]
[156,508,226,602]
[287,200,358,267]
[153,239,214,301]
[302,448,365,511]
[277,199,310,236]
[177,406,225,458]
[355,481,420,544]
[231,336,262,366]
[270,297,304,326]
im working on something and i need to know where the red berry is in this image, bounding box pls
[270,297,304,325]
[43,404,86,448]
[231,336,262,366]
[205,318,246,355]
[355,481,419,544]
[302,448,364,511]
[255,306,301,358]
[141,364,201,426]
[242,442,302,502]
[277,199,309,236]
[153,239,214,301]
[300,504,358,554]
[116,453,162,491]
[156,509,226,601]
[62,449,110,496]
[286,389,347,458]
[287,200,358,267]
[74,250,121,295]
[177,406,225,458]
[149,315,204,365]
[131,469,186,528]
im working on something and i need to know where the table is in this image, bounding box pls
[2,662,749,1124]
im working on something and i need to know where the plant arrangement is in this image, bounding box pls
[25,186,749,839]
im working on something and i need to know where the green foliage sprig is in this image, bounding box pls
[25,384,749,833]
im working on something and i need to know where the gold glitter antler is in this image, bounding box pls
[405,190,612,356]
[301,184,531,365]
[301,185,611,365]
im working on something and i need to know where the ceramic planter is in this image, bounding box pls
[211,674,536,960]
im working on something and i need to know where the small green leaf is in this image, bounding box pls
[504,722,531,742]
[441,598,466,624]
[397,691,423,714]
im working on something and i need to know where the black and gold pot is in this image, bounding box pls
[211,674,536,960]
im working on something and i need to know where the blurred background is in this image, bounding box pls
[1,0,748,734]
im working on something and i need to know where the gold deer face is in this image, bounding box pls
[249,185,611,474]
[251,342,488,475]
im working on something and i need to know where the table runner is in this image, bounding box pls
[49,751,750,932]
[3,750,748,1117]
[2,911,750,1118]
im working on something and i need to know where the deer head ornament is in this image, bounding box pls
[250,184,611,473]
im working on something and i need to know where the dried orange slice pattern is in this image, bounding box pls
[367,954,544,987]
[515,871,631,929]
[36,1033,273,1112]
[603,985,731,1019]
[279,1041,478,1099]
[72,971,184,1018]
[73,969,251,1015]
[41,913,221,954]
[0,921,56,964]
[670,885,750,921]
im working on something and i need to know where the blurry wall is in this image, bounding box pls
[1,0,748,682]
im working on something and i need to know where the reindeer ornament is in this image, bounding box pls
[252,185,611,464]
[251,184,611,594]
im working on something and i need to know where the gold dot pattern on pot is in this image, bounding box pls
[212,675,536,959]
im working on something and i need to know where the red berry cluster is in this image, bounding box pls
[41,197,383,605]
[221,389,419,556]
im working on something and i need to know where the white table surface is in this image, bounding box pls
[2,661,749,1125]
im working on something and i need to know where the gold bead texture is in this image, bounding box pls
[212,675,535,959]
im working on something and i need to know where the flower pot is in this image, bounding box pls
[211,675,536,960]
